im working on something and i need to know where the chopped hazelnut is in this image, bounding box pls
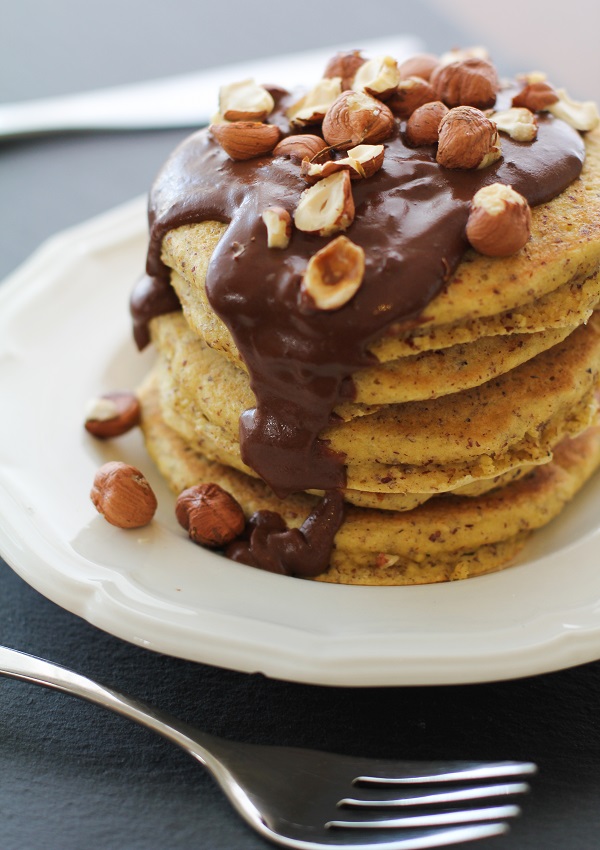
[351,55,401,100]
[323,50,367,90]
[294,170,355,236]
[286,78,342,127]
[547,89,600,132]
[301,235,365,310]
[261,206,292,249]
[489,107,538,142]
[512,80,559,112]
[218,79,275,122]
[84,391,141,439]
[302,144,384,182]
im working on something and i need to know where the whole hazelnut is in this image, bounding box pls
[405,101,449,145]
[387,76,436,119]
[398,53,440,81]
[90,462,157,529]
[210,121,281,161]
[176,483,245,548]
[273,134,330,163]
[437,106,501,170]
[431,58,499,110]
[84,391,141,439]
[322,90,395,150]
[466,183,532,257]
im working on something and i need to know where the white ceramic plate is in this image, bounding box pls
[2,198,600,686]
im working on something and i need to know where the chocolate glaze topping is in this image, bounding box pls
[142,89,584,509]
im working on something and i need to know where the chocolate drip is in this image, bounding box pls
[146,93,584,501]
[130,274,181,350]
[226,491,344,576]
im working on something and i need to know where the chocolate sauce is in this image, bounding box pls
[144,98,584,502]
[130,273,181,350]
[226,491,344,576]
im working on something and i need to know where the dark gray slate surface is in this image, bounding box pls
[1,3,599,848]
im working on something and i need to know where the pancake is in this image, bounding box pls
[149,311,600,497]
[159,126,600,367]
[131,48,600,582]
[138,374,600,585]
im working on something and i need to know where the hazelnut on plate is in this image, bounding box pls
[84,391,140,439]
[90,462,157,529]
[176,483,245,548]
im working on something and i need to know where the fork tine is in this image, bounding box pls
[308,822,511,848]
[326,803,521,830]
[339,780,530,808]
[356,760,537,785]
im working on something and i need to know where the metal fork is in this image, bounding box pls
[0,644,535,849]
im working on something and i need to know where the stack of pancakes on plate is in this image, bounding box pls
[134,48,600,584]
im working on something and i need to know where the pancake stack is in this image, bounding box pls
[134,48,600,583]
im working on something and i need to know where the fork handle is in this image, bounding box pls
[0,644,219,769]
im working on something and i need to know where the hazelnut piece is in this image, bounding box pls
[387,76,437,119]
[431,58,499,110]
[512,81,559,112]
[345,143,385,178]
[84,391,141,439]
[466,183,531,257]
[405,101,449,145]
[547,89,600,132]
[210,121,281,160]
[489,107,538,142]
[439,46,490,66]
[323,50,366,90]
[90,462,157,529]
[176,483,245,548]
[294,170,355,236]
[286,78,342,127]
[301,235,365,310]
[261,206,292,249]
[351,55,401,100]
[437,106,501,170]
[301,144,384,183]
[301,157,355,183]
[273,134,330,163]
[322,90,395,150]
[218,79,275,122]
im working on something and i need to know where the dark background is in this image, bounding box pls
[1,2,599,848]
